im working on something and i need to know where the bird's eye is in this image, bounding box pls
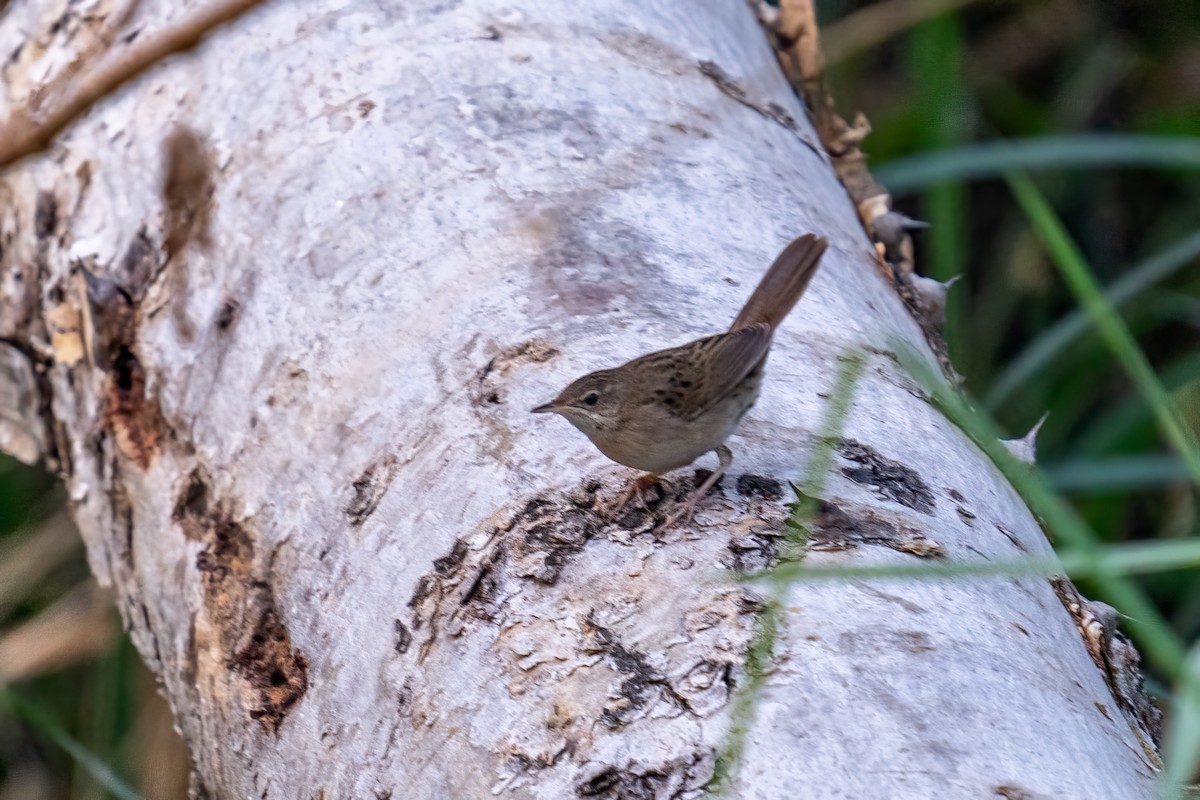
[583,392,600,406]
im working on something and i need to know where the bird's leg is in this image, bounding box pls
[661,445,733,529]
[605,473,661,520]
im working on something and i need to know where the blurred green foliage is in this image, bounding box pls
[2,0,1199,795]
[822,0,1198,612]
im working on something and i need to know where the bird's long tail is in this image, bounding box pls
[729,233,828,332]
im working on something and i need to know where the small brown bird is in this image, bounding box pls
[533,234,829,526]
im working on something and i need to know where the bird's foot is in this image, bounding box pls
[660,490,702,530]
[604,473,661,521]
[657,445,733,531]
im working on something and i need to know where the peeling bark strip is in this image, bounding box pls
[1052,577,1162,760]
[0,0,1159,795]
[175,470,307,732]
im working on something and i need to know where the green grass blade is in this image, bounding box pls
[1163,647,1200,800]
[1046,455,1195,494]
[711,351,866,795]
[909,12,970,359]
[0,686,142,800]
[761,537,1200,584]
[1045,454,1193,492]
[1006,171,1200,484]
[897,340,1200,795]
[875,134,1200,194]
[780,352,870,569]
[986,230,1200,409]
[1074,353,1200,458]
[893,341,1189,682]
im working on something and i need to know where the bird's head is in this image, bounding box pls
[531,369,624,435]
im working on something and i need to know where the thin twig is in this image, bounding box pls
[0,0,274,168]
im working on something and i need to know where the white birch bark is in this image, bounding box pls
[0,0,1160,797]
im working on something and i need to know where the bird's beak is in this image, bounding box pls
[531,402,560,414]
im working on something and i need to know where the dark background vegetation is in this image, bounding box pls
[1,0,1197,795]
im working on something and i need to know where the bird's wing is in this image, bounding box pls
[674,322,772,420]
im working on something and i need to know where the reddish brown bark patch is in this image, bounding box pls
[233,604,310,732]
[176,468,308,732]
[105,345,167,469]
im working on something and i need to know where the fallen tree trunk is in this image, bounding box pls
[0,0,1160,796]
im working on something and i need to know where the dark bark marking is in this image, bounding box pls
[433,538,469,577]
[406,487,604,658]
[173,468,209,539]
[119,226,159,295]
[160,126,215,342]
[162,126,214,261]
[735,473,782,500]
[215,295,239,332]
[697,60,822,157]
[587,617,689,728]
[837,438,935,515]
[34,191,57,239]
[810,499,944,558]
[393,620,412,655]
[233,604,310,732]
[725,521,783,573]
[993,786,1045,800]
[995,522,1028,553]
[575,750,714,798]
[346,454,399,526]
[598,28,691,75]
